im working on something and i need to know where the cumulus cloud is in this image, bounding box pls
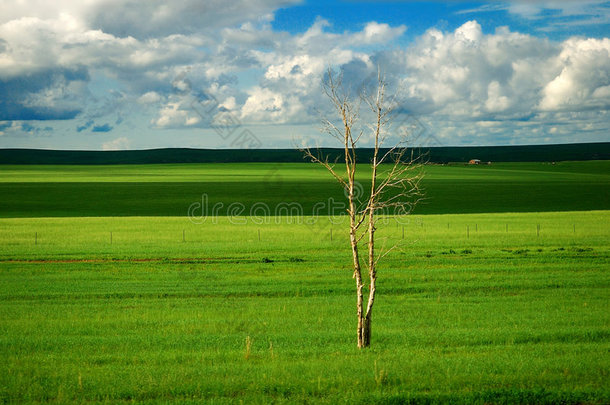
[88,0,299,39]
[0,0,608,147]
[385,20,607,122]
[137,91,162,104]
[0,66,89,120]
[350,22,407,45]
[102,136,130,150]
[396,22,549,119]
[198,17,608,145]
[0,0,300,39]
[383,20,608,143]
[237,18,395,124]
[539,37,610,111]
[0,0,280,124]
[241,86,303,124]
[153,100,201,128]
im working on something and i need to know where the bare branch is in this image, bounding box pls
[300,146,348,190]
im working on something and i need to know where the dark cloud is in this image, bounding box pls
[88,0,300,39]
[337,58,373,93]
[5,122,54,137]
[21,122,52,134]
[0,104,81,120]
[76,120,94,132]
[92,123,113,132]
[0,66,89,121]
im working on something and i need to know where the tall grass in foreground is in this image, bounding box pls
[0,211,608,403]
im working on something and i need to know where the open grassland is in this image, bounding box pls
[0,161,608,217]
[0,211,608,404]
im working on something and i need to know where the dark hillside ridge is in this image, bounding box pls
[1,142,609,164]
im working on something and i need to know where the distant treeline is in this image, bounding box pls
[1,142,609,164]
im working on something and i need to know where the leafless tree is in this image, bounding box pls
[301,68,423,348]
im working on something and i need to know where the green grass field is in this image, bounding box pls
[0,162,609,404]
[0,161,608,217]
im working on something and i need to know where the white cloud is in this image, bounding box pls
[459,1,610,32]
[398,21,558,119]
[0,0,292,121]
[0,0,608,147]
[363,20,608,144]
[237,18,405,124]
[153,100,201,128]
[351,22,406,45]
[539,37,610,111]
[485,81,511,112]
[0,0,300,39]
[102,136,130,150]
[240,86,304,124]
[506,0,608,19]
[137,91,162,104]
[222,18,608,145]
[88,0,300,39]
[455,20,483,42]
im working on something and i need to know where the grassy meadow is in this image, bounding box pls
[0,162,609,404]
[0,161,608,217]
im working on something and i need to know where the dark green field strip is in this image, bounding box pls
[0,181,343,217]
[1,178,608,217]
[1,143,609,164]
[0,161,608,217]
[421,179,609,213]
[356,390,608,405]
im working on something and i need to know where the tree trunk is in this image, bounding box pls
[351,225,365,348]
[356,279,365,348]
[362,313,372,347]
[348,173,366,348]
[361,222,373,350]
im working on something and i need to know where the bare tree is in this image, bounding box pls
[301,68,423,348]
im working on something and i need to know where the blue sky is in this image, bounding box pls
[274,1,579,39]
[274,1,609,40]
[0,0,609,150]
